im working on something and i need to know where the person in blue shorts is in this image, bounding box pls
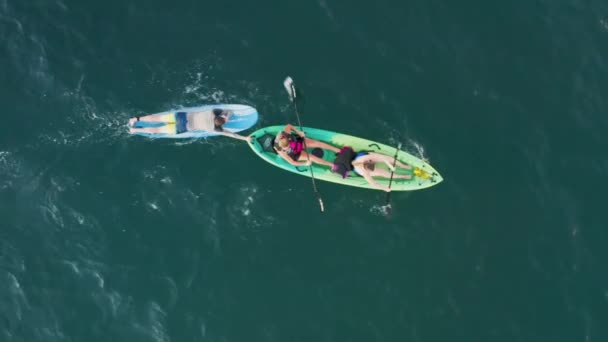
[128,108,251,141]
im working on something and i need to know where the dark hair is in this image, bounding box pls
[214,116,226,127]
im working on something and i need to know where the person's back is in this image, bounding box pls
[187,109,232,132]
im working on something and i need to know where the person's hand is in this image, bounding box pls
[384,188,392,193]
[304,160,312,166]
[298,130,306,137]
[246,135,253,143]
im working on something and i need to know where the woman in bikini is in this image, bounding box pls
[273,124,340,167]
[331,146,412,192]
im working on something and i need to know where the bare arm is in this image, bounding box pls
[283,124,305,137]
[361,171,390,192]
[216,131,249,141]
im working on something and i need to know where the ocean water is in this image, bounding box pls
[1,0,607,341]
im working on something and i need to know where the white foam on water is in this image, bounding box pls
[106,291,126,318]
[0,272,29,324]
[90,270,105,289]
[129,301,169,342]
[370,203,390,216]
[61,260,80,275]
[40,203,64,229]
[55,0,68,11]
[0,241,26,274]
[0,151,20,189]
[407,138,430,163]
[228,183,280,233]
[184,250,201,289]
[163,277,179,309]
[318,0,336,22]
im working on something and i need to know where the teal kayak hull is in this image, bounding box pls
[248,126,443,191]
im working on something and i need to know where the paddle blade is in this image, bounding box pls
[384,203,392,217]
[283,76,296,101]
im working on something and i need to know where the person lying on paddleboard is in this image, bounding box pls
[331,146,412,192]
[128,109,252,141]
[274,124,340,167]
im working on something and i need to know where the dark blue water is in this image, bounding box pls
[1,0,607,341]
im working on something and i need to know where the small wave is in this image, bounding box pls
[135,165,223,255]
[167,60,266,111]
[146,301,169,342]
[106,291,127,319]
[369,203,390,216]
[318,0,336,23]
[62,259,106,290]
[227,183,281,233]
[128,301,169,342]
[0,151,21,189]
[184,250,200,289]
[407,138,430,163]
[0,242,25,274]
[0,272,29,323]
[163,277,179,309]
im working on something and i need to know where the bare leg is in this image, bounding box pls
[136,114,172,122]
[129,113,175,127]
[369,168,412,179]
[298,151,334,167]
[367,153,412,170]
[396,161,412,169]
[130,125,176,134]
[303,138,341,153]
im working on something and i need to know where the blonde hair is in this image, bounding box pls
[278,137,289,148]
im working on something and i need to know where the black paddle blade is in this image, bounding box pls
[382,194,393,217]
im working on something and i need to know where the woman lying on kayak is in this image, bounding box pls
[332,146,412,192]
[128,108,251,141]
[274,124,340,167]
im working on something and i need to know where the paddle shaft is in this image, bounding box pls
[289,81,325,212]
[385,142,402,213]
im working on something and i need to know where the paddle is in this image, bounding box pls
[384,142,402,216]
[283,76,325,212]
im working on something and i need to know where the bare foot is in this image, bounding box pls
[398,162,412,169]
[128,117,138,127]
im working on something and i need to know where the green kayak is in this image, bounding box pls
[248,126,443,191]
